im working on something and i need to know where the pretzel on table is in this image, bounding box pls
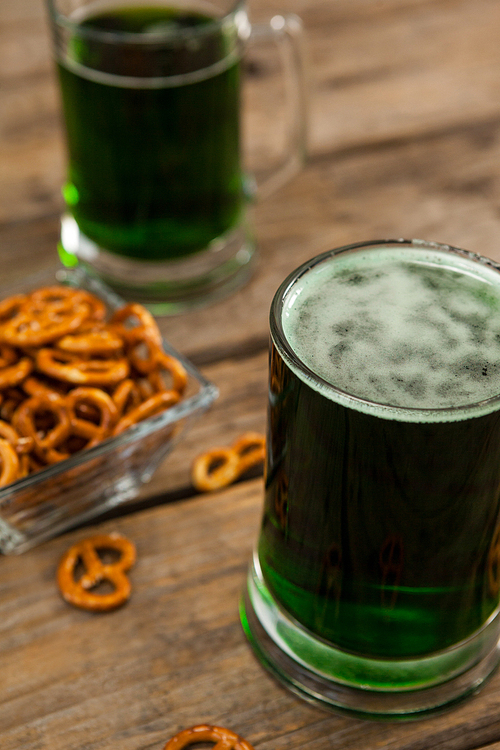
[163,724,255,750]
[192,432,265,492]
[57,532,136,612]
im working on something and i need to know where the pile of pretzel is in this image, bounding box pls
[0,285,187,488]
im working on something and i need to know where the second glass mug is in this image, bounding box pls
[47,0,307,313]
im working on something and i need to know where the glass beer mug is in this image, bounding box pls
[47,0,307,312]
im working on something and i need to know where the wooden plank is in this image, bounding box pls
[3,482,500,748]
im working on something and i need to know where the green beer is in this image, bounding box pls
[243,240,500,717]
[57,3,244,260]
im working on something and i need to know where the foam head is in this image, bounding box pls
[280,243,500,419]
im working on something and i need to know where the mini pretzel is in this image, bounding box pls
[57,328,124,356]
[22,375,65,398]
[0,419,23,446]
[13,392,71,453]
[127,332,165,375]
[192,432,265,492]
[0,298,90,347]
[66,387,118,448]
[232,433,266,475]
[110,303,162,345]
[113,390,181,435]
[0,438,20,486]
[29,285,89,307]
[136,366,185,401]
[112,379,142,417]
[0,356,33,390]
[136,372,164,400]
[28,286,106,320]
[163,725,255,750]
[156,351,188,394]
[0,294,29,324]
[57,532,136,611]
[0,419,34,455]
[36,348,130,386]
[127,336,188,393]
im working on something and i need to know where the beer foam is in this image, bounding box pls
[281,245,500,421]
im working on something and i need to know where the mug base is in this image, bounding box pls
[240,553,500,720]
[58,214,256,314]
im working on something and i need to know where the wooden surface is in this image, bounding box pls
[4,0,500,747]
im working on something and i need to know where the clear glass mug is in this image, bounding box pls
[242,239,500,719]
[46,0,307,313]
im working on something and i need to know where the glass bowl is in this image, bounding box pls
[0,266,218,553]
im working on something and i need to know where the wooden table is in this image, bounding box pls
[4,0,500,747]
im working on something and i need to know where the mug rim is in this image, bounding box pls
[47,0,247,43]
[270,238,500,423]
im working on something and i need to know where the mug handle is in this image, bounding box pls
[246,14,308,200]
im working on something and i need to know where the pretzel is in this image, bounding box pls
[127,332,165,375]
[0,419,34,454]
[0,297,91,347]
[13,393,71,451]
[113,390,181,435]
[66,387,118,448]
[192,432,265,492]
[232,433,266,475]
[56,328,124,356]
[29,285,90,307]
[28,286,106,320]
[57,532,136,611]
[0,356,33,390]
[127,332,187,387]
[22,375,66,398]
[0,419,23,446]
[36,348,130,387]
[0,294,29,324]
[109,303,162,345]
[112,379,142,417]
[163,725,255,750]
[136,372,164,401]
[155,351,188,394]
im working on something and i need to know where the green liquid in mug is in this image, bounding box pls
[259,246,500,659]
[57,4,244,260]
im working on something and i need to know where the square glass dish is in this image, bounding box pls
[0,266,218,554]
